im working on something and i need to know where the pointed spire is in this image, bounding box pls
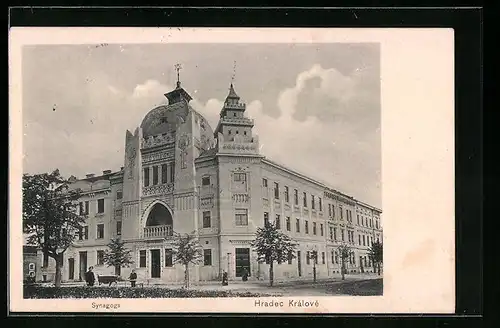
[174,63,182,89]
[227,83,240,100]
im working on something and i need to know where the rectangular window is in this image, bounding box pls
[333,227,337,240]
[152,166,159,185]
[235,209,248,226]
[296,218,300,232]
[203,249,212,266]
[305,221,309,234]
[303,192,307,207]
[286,217,291,231]
[165,249,173,267]
[274,182,279,199]
[116,221,122,236]
[202,176,210,186]
[203,211,211,228]
[169,163,175,183]
[97,224,104,239]
[370,236,373,246]
[144,167,150,187]
[320,223,324,236]
[340,206,343,219]
[313,222,317,235]
[332,204,335,218]
[79,202,84,215]
[284,186,289,203]
[275,215,281,230]
[116,191,123,200]
[97,250,105,265]
[363,235,366,246]
[139,250,146,268]
[97,199,105,214]
[78,227,83,240]
[314,252,318,264]
[288,252,293,264]
[357,214,360,225]
[84,226,88,240]
[321,252,325,264]
[328,204,332,217]
[311,195,315,209]
[294,189,298,205]
[376,221,379,229]
[359,235,361,245]
[306,251,310,265]
[233,173,246,182]
[162,164,168,184]
[329,227,333,240]
[264,212,269,226]
[262,178,268,187]
[331,251,335,264]
[341,229,345,241]
[319,197,322,211]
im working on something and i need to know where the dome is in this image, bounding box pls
[140,102,189,138]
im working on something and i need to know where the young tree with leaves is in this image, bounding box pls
[171,231,203,289]
[307,250,319,283]
[337,243,354,280]
[22,169,86,287]
[103,237,134,276]
[368,240,383,275]
[250,222,298,287]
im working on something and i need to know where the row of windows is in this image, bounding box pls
[76,222,122,241]
[261,250,364,266]
[78,199,105,215]
[356,214,380,229]
[358,234,378,247]
[262,179,324,211]
[143,163,175,188]
[138,248,213,267]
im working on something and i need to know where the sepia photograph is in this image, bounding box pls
[10,27,455,313]
[21,41,382,299]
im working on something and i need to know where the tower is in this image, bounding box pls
[214,83,260,155]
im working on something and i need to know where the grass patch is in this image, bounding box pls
[328,279,383,296]
[24,285,271,299]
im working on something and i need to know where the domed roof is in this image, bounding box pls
[140,102,188,138]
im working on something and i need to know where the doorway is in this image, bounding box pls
[68,258,75,280]
[150,249,161,278]
[235,248,251,278]
[115,265,121,276]
[297,251,302,277]
[79,251,87,281]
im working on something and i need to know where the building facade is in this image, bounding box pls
[35,79,382,283]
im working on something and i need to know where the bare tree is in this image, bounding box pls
[337,243,354,280]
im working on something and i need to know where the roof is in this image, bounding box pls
[227,83,240,99]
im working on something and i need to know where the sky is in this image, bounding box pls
[22,43,381,208]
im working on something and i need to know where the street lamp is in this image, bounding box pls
[308,246,318,283]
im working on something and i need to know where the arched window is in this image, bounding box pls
[146,203,173,227]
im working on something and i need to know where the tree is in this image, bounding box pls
[337,243,354,280]
[103,237,134,276]
[368,240,383,275]
[171,231,203,289]
[250,222,298,287]
[22,169,85,287]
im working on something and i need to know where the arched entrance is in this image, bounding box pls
[143,202,173,238]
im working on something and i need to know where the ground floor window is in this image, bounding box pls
[204,249,212,266]
[165,248,173,267]
[139,250,146,267]
[97,250,105,265]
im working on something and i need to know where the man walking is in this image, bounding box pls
[129,269,137,287]
[85,266,95,286]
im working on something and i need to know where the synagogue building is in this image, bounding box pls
[36,77,382,283]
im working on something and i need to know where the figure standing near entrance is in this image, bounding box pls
[85,267,95,286]
[242,268,249,282]
[222,270,228,286]
[129,269,137,287]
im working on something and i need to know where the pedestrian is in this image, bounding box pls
[222,270,228,286]
[242,268,248,282]
[85,267,95,287]
[93,267,99,286]
[129,269,137,287]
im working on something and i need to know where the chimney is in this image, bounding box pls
[86,174,95,178]
[103,170,112,175]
